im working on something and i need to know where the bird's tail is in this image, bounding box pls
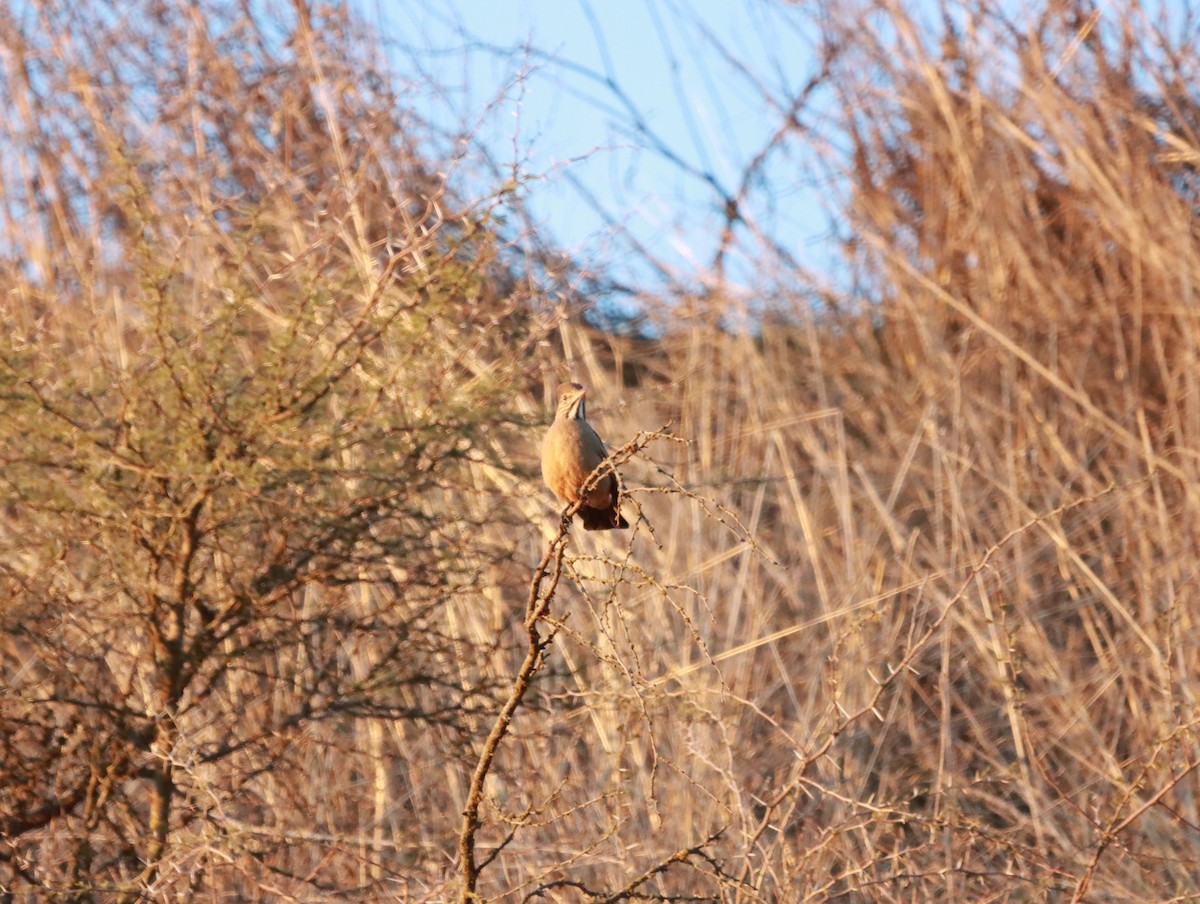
[580,506,629,531]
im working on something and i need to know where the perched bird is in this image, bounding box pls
[541,382,629,531]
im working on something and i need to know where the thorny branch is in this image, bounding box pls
[457,427,668,901]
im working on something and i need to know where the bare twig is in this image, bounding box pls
[457,428,666,900]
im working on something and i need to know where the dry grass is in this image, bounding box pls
[3,0,1200,901]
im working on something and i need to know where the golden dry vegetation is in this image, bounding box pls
[3,1,1200,901]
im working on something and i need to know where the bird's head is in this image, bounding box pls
[554,382,587,421]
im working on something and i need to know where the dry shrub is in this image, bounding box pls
[5,0,1200,902]
[607,1,1200,900]
[468,2,1200,901]
[0,1,546,899]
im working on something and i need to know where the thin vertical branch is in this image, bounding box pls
[457,432,662,900]
[457,521,571,901]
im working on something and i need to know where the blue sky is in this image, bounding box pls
[363,0,840,298]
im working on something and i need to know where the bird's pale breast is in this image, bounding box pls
[542,419,613,508]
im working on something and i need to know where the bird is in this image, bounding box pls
[541,382,629,531]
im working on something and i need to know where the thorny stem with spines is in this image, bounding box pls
[457,427,669,901]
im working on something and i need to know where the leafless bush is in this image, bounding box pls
[5,0,1200,902]
[0,1,547,898]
